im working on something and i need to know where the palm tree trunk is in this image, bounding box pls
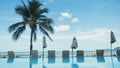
[30,29,33,56]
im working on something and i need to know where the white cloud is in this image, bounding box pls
[50,28,115,42]
[61,12,72,18]
[52,28,114,41]
[76,28,111,41]
[72,18,79,23]
[54,25,70,32]
[58,12,79,23]
[58,12,72,21]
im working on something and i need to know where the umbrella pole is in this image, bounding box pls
[110,43,115,68]
[72,49,73,58]
[43,48,44,58]
[111,43,112,56]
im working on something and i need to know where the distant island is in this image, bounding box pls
[103,47,120,52]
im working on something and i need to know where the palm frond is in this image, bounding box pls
[46,18,54,25]
[8,22,24,33]
[12,25,26,40]
[38,15,47,19]
[38,18,54,34]
[33,9,41,19]
[39,24,53,41]
[28,0,42,15]
[15,0,30,20]
[21,0,31,18]
[40,8,48,14]
[39,22,54,34]
[38,17,53,24]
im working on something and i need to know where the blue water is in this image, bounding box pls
[0,57,120,68]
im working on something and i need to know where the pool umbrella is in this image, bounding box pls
[42,36,47,58]
[110,31,116,56]
[71,37,78,57]
[110,31,116,68]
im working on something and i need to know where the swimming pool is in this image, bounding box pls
[0,57,120,68]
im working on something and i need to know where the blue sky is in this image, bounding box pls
[0,0,120,52]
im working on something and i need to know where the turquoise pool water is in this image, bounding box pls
[0,57,120,68]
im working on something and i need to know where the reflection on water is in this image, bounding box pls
[48,58,55,64]
[62,57,70,63]
[4,57,120,68]
[29,58,38,68]
[71,63,79,68]
[42,65,47,68]
[72,57,79,68]
[77,57,84,63]
[7,58,14,63]
[111,56,115,68]
[42,58,47,68]
[117,56,120,62]
[97,56,105,62]
[30,58,38,64]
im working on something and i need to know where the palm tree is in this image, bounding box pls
[8,0,54,55]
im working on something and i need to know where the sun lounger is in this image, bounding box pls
[62,50,69,58]
[76,50,84,57]
[76,50,84,63]
[31,50,38,58]
[48,50,55,64]
[62,50,70,63]
[48,50,55,58]
[8,51,15,58]
[116,49,120,56]
[96,50,104,56]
